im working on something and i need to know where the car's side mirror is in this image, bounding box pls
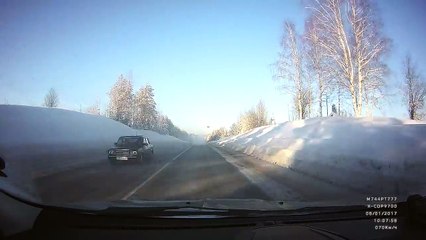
[114,142,117,146]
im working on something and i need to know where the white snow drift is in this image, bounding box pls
[0,105,189,189]
[216,117,426,197]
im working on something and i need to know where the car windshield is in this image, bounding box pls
[0,0,425,212]
[116,137,140,147]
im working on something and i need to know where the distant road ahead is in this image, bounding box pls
[35,144,364,205]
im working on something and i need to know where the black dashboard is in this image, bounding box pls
[1,192,426,240]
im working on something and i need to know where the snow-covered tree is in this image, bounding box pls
[228,100,269,136]
[255,100,268,127]
[402,55,426,120]
[134,84,157,129]
[206,127,228,142]
[107,75,133,126]
[229,122,242,136]
[43,88,59,108]
[240,109,258,133]
[155,113,170,135]
[158,116,189,141]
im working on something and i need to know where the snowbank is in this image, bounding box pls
[216,117,426,196]
[0,105,189,191]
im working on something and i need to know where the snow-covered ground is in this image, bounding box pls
[216,117,426,197]
[0,105,189,191]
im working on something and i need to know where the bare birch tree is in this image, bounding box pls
[304,16,332,117]
[275,21,311,119]
[402,55,425,120]
[307,0,389,117]
[43,88,59,108]
[349,0,389,116]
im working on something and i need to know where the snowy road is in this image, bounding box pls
[4,106,422,206]
[34,144,367,205]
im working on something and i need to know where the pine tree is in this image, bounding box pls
[134,84,158,129]
[155,113,170,134]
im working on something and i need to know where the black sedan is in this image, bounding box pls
[108,136,154,163]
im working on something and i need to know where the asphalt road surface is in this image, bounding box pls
[33,144,366,205]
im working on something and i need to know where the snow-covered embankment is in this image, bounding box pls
[216,117,426,197]
[0,105,189,192]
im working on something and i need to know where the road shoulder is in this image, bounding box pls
[209,144,367,203]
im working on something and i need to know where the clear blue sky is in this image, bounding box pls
[1,0,425,135]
